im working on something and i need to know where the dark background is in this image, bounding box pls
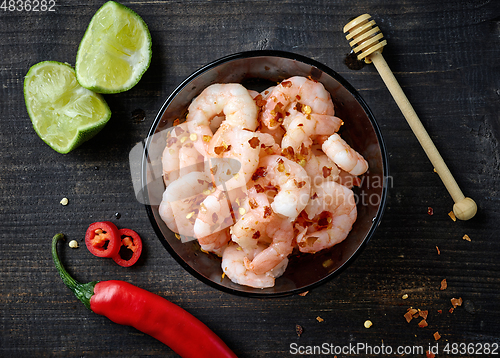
[1,1,499,357]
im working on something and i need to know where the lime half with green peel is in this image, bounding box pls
[24,61,112,154]
[75,1,152,94]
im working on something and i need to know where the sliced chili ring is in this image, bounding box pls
[85,221,121,258]
[112,228,143,267]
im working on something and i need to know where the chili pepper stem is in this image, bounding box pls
[52,233,98,310]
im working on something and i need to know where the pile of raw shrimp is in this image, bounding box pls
[159,76,368,289]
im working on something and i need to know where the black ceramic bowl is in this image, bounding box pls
[141,50,388,297]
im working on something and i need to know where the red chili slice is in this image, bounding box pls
[112,228,143,267]
[85,221,121,258]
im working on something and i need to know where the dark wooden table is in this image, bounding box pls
[1,1,499,357]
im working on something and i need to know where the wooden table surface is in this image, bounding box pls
[1,1,499,357]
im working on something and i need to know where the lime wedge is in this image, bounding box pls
[75,1,152,94]
[24,61,112,154]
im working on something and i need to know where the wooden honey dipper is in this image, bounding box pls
[343,14,477,220]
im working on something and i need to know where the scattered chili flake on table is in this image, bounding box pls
[404,308,419,323]
[298,291,309,297]
[418,319,428,328]
[437,310,442,314]
[426,350,436,358]
[451,297,463,308]
[419,310,428,320]
[448,211,457,221]
[463,234,471,242]
[295,324,304,337]
[433,331,441,341]
[440,279,447,290]
[436,246,440,255]
[427,207,434,215]
[316,316,324,322]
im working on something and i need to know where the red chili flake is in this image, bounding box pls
[437,310,442,314]
[254,184,265,193]
[173,118,180,126]
[295,324,304,337]
[174,126,185,135]
[436,246,441,255]
[281,146,295,161]
[322,166,332,178]
[433,332,441,341]
[311,192,318,200]
[449,307,455,313]
[419,310,428,320]
[418,319,428,328]
[427,207,434,215]
[440,279,447,290]
[252,231,261,240]
[295,95,301,101]
[404,308,418,323]
[451,297,463,308]
[299,143,309,157]
[249,198,258,210]
[281,80,292,88]
[297,181,306,188]
[263,206,272,218]
[251,167,268,181]
[254,94,266,107]
[426,351,435,358]
[352,177,361,187]
[212,212,218,224]
[248,137,260,149]
[166,136,178,147]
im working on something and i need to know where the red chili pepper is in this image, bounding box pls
[52,233,237,358]
[112,228,142,267]
[85,221,121,258]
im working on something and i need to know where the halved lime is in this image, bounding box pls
[24,61,112,154]
[75,1,152,94]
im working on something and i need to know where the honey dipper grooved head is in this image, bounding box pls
[343,14,387,63]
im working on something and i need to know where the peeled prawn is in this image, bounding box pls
[297,181,357,253]
[222,243,288,289]
[208,123,275,190]
[187,83,259,155]
[322,133,369,176]
[158,171,212,238]
[253,155,311,221]
[161,122,205,187]
[281,111,343,154]
[244,215,294,275]
[260,76,335,130]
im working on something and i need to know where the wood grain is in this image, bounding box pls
[1,0,499,357]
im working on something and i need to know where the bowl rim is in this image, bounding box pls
[141,49,389,298]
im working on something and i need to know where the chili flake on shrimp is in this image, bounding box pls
[158,76,370,288]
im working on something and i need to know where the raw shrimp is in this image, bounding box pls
[322,133,369,176]
[187,83,259,155]
[252,155,311,221]
[281,112,343,154]
[161,122,205,187]
[222,243,288,289]
[158,171,212,238]
[208,123,275,190]
[296,181,357,253]
[260,76,335,130]
[244,215,294,275]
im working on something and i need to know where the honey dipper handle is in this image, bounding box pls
[368,51,477,220]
